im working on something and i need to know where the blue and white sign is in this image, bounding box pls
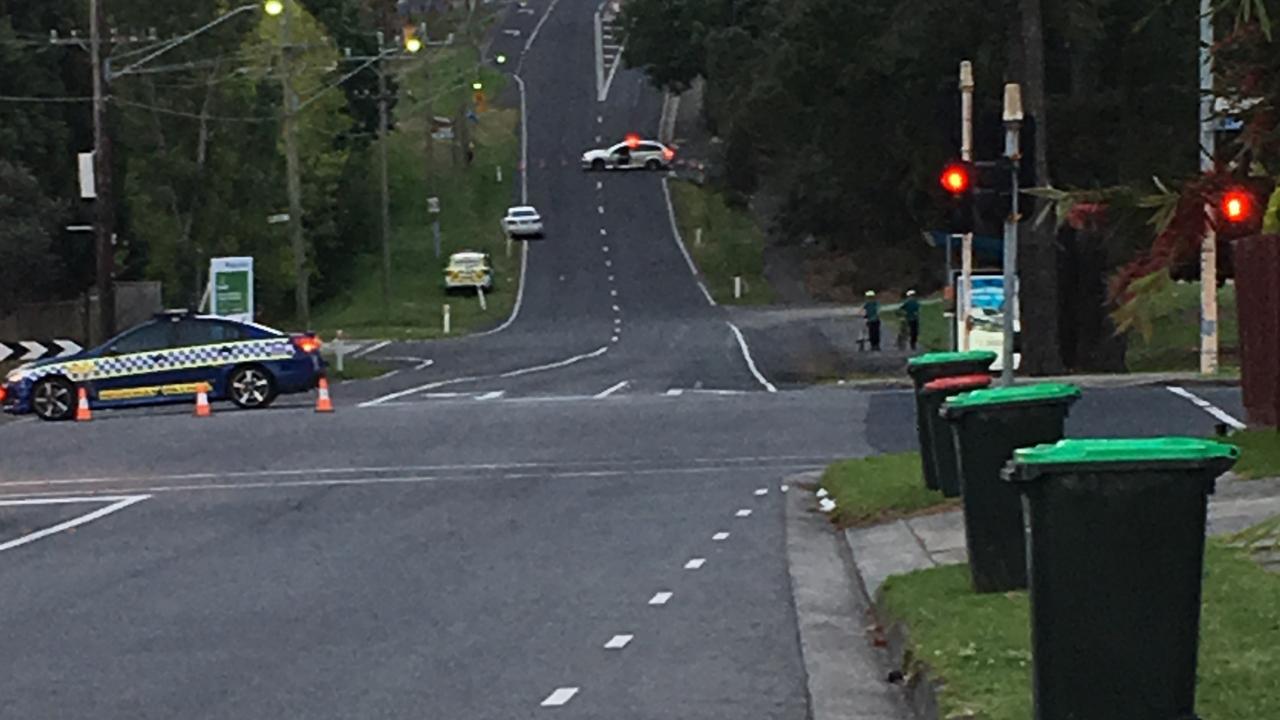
[955,273,1021,371]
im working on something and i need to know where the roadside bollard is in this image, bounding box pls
[443,304,451,334]
[940,383,1081,591]
[1004,438,1239,720]
[905,351,996,491]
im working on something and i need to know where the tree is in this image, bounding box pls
[0,160,64,314]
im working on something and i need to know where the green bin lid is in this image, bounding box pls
[906,350,997,368]
[942,383,1081,416]
[1013,437,1240,466]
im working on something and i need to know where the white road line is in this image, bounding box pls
[649,591,673,606]
[604,634,633,650]
[735,508,752,518]
[661,176,716,306]
[600,228,607,236]
[500,346,609,378]
[611,304,620,312]
[598,205,605,214]
[373,369,400,381]
[521,0,559,56]
[351,340,391,358]
[540,687,579,707]
[422,392,467,398]
[595,380,629,398]
[605,259,612,267]
[593,8,605,101]
[610,289,618,297]
[687,389,747,396]
[613,318,622,325]
[597,115,603,124]
[712,531,729,541]
[610,336,619,343]
[359,375,483,407]
[0,495,149,553]
[727,322,777,393]
[414,359,435,371]
[599,44,625,102]
[754,487,769,496]
[666,388,684,397]
[781,484,790,493]
[476,391,505,401]
[684,558,706,570]
[608,275,615,281]
[603,245,610,252]
[596,180,603,189]
[1166,386,1246,430]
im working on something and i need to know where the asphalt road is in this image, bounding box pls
[0,0,1251,717]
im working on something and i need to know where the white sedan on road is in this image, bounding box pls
[581,137,675,171]
[502,206,544,238]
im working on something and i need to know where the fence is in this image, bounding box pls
[0,281,162,348]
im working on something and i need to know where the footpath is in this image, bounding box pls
[785,470,1280,720]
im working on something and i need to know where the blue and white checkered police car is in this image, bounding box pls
[1,310,326,421]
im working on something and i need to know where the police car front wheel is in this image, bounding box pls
[32,376,76,422]
[228,366,277,409]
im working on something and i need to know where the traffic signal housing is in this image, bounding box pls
[939,160,975,234]
[1221,188,1253,224]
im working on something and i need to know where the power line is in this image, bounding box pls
[111,96,272,123]
[0,94,93,103]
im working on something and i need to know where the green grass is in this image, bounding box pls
[819,452,955,528]
[880,538,1280,720]
[667,179,774,305]
[1126,280,1238,372]
[311,47,519,339]
[1224,429,1280,479]
[322,352,388,381]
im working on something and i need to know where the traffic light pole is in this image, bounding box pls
[1001,84,1023,387]
[959,61,975,351]
[1198,0,1219,375]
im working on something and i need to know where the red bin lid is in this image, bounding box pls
[923,373,993,392]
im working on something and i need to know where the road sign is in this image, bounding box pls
[427,197,440,214]
[0,339,84,363]
[210,256,254,323]
[953,273,1021,371]
[267,213,290,224]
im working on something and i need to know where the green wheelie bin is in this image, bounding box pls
[1004,438,1239,720]
[918,374,994,497]
[939,383,1081,592]
[905,350,996,491]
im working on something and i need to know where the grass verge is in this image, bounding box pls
[879,537,1280,720]
[1126,280,1238,372]
[819,452,954,528]
[667,179,774,305]
[1224,429,1280,479]
[322,352,388,381]
[311,46,519,339]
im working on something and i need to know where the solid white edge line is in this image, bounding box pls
[358,375,483,407]
[648,591,673,606]
[521,0,560,57]
[1165,385,1246,430]
[599,43,624,102]
[413,359,435,371]
[476,391,505,401]
[594,380,629,398]
[727,321,777,393]
[661,176,716,307]
[540,687,579,707]
[604,634,633,650]
[350,339,391,358]
[0,494,150,553]
[373,369,400,381]
[593,9,605,102]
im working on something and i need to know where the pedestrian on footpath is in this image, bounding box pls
[901,289,920,351]
[863,290,881,351]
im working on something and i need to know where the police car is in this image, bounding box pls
[0,310,326,421]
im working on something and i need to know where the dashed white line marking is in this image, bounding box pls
[610,289,618,297]
[602,245,610,252]
[735,509,753,518]
[754,487,769,496]
[727,322,777,393]
[604,634,633,650]
[594,380,629,398]
[780,484,790,493]
[684,558,706,570]
[0,495,150,553]
[414,359,435,371]
[1166,385,1246,430]
[597,115,603,123]
[712,532,730,541]
[541,687,580,707]
[666,388,684,397]
[649,591,673,606]
[611,304,620,312]
[608,275,615,281]
[373,369,401,381]
[614,318,622,325]
[596,180,603,189]
[476,391,505,401]
[600,228,607,236]
[611,336,619,343]
[598,206,605,214]
[605,259,612,267]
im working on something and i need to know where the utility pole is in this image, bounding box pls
[959,60,974,351]
[90,0,116,343]
[1001,83,1023,386]
[376,31,392,320]
[1199,0,1218,375]
[280,0,309,327]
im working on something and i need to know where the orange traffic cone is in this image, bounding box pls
[315,375,334,413]
[194,383,212,417]
[75,387,92,422]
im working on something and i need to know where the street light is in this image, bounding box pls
[405,36,423,53]
[472,81,484,91]
[264,0,284,16]
[495,53,507,65]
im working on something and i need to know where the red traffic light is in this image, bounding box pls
[1220,189,1252,223]
[940,163,971,195]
